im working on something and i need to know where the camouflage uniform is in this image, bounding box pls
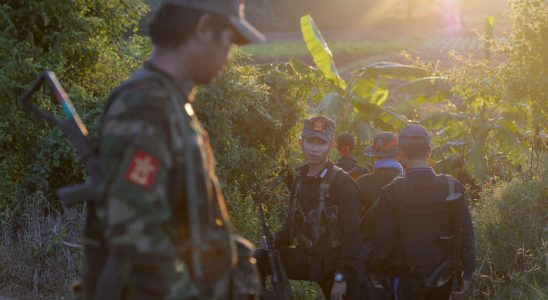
[82,1,265,299]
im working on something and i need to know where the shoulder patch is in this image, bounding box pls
[124,149,160,188]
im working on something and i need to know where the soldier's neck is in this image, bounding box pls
[405,159,428,169]
[307,160,328,176]
[149,50,192,85]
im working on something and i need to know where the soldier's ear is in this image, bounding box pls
[194,14,215,43]
[298,138,304,150]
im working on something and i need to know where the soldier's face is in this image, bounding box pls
[300,137,333,166]
[192,24,234,84]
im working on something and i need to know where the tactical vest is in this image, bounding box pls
[392,174,458,270]
[288,166,343,251]
[87,66,257,299]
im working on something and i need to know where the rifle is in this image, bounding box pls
[20,71,100,207]
[254,176,293,300]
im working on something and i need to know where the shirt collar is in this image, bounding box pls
[405,167,436,176]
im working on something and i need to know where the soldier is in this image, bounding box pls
[84,1,265,299]
[356,132,403,299]
[369,125,475,300]
[255,116,362,299]
[335,133,370,179]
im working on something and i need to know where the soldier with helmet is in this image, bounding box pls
[255,116,362,299]
[83,1,265,299]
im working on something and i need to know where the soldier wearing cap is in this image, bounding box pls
[335,133,370,179]
[83,1,265,299]
[254,116,362,299]
[356,132,403,299]
[369,125,476,300]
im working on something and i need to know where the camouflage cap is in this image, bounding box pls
[167,0,265,44]
[364,131,399,158]
[398,124,431,146]
[301,116,336,142]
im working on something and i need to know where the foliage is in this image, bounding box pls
[193,50,309,238]
[471,155,547,299]
[0,0,150,223]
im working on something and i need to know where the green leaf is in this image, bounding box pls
[354,103,409,128]
[354,62,428,79]
[288,58,320,76]
[350,77,389,106]
[300,14,346,90]
[398,77,452,97]
[317,92,344,120]
[490,121,529,164]
[420,112,465,130]
[431,140,467,158]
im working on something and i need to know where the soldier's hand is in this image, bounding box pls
[330,281,347,300]
[451,279,472,299]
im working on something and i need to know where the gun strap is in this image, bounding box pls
[316,166,340,247]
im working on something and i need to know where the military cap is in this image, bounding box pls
[398,124,431,146]
[365,131,399,157]
[301,116,336,142]
[167,0,265,44]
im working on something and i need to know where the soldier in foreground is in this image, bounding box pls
[335,133,370,179]
[369,125,475,299]
[255,116,362,299]
[84,1,265,299]
[356,132,403,299]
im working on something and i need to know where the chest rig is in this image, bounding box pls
[288,166,343,251]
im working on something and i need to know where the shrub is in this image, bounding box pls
[471,155,547,299]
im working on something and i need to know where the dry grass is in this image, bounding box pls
[0,192,83,299]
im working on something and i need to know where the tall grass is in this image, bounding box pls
[471,155,547,299]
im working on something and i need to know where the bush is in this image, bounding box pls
[471,155,547,299]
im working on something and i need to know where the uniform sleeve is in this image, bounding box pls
[370,186,398,267]
[334,174,361,277]
[100,89,199,298]
[454,181,476,280]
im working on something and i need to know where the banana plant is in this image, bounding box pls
[400,77,529,182]
[297,15,434,141]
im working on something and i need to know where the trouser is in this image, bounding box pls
[396,277,450,300]
[254,247,359,299]
[359,241,394,300]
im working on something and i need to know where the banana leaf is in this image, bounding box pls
[431,140,467,158]
[354,102,409,128]
[354,62,428,79]
[300,14,346,90]
[420,112,465,130]
[317,92,344,120]
[350,77,389,106]
[490,120,529,164]
[288,58,322,76]
[398,77,452,97]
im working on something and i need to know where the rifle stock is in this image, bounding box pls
[20,71,100,207]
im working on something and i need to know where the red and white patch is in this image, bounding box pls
[124,149,160,188]
[312,119,326,132]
